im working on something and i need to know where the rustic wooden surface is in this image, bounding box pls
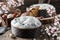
[0,30,41,40]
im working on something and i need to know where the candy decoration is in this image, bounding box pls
[13,13,17,17]
[7,14,13,18]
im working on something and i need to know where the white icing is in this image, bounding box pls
[11,16,41,29]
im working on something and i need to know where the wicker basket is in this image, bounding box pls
[28,4,56,24]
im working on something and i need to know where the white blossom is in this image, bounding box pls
[45,25,58,36]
